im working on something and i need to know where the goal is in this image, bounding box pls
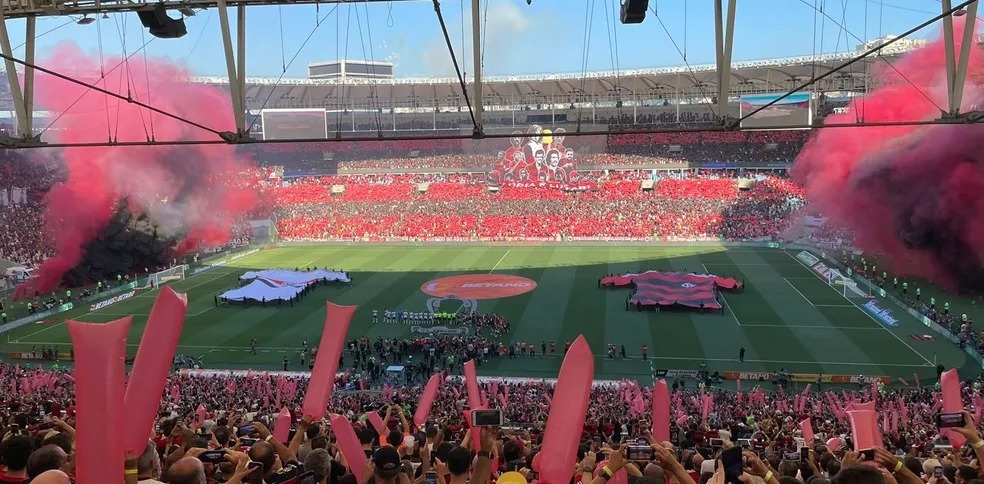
[144,265,187,289]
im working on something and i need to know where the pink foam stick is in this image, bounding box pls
[652,379,670,442]
[941,369,967,449]
[302,303,357,419]
[69,317,131,484]
[539,335,594,484]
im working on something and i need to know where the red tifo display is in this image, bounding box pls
[601,271,742,310]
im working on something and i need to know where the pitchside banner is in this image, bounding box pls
[739,93,812,129]
[261,109,328,140]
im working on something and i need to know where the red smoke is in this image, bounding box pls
[19,42,257,297]
[793,18,984,291]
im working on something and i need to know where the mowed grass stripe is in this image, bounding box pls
[727,249,883,373]
[512,247,573,346]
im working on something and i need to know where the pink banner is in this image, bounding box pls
[652,380,670,442]
[848,410,878,450]
[367,412,386,436]
[302,302,357,419]
[800,418,814,443]
[330,414,368,477]
[68,317,131,484]
[539,335,594,484]
[941,369,967,449]
[123,287,188,454]
[414,374,442,428]
[274,407,291,442]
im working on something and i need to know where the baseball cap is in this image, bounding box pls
[373,446,402,475]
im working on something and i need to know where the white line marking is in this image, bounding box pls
[489,250,511,273]
[9,267,237,341]
[701,263,741,326]
[740,324,885,329]
[784,277,816,306]
[813,304,856,308]
[785,251,934,366]
[188,307,214,318]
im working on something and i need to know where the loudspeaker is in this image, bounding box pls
[137,5,187,39]
[620,0,649,24]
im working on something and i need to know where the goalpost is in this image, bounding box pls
[143,265,187,289]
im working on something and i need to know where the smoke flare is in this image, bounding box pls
[793,18,984,292]
[18,42,257,297]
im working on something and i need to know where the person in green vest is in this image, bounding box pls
[97,281,103,293]
[902,281,908,296]
[930,297,936,310]
[65,290,71,301]
[117,274,122,285]
[962,313,969,323]
[1,312,6,324]
[27,302,33,314]
[945,302,951,315]
[916,287,921,301]
[893,277,899,289]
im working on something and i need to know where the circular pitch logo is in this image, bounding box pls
[421,274,537,300]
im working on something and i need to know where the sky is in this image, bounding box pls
[0,0,963,79]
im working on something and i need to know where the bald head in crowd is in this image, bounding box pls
[168,457,207,484]
[29,470,71,484]
[26,445,68,479]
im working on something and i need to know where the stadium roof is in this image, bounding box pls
[195,47,927,109]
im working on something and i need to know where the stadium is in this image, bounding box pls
[0,0,984,483]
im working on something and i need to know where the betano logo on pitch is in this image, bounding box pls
[421,274,537,300]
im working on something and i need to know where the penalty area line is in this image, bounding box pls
[488,250,511,274]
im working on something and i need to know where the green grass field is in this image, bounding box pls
[2,244,976,383]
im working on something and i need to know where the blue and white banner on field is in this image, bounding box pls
[863,299,899,327]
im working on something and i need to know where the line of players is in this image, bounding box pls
[372,309,460,324]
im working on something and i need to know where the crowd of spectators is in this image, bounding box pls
[2,358,984,484]
[269,171,805,242]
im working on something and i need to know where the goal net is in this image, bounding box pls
[144,265,187,289]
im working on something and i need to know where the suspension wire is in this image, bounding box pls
[576,0,595,130]
[116,13,153,142]
[737,0,976,125]
[480,0,489,70]
[357,1,383,132]
[95,10,113,142]
[140,24,156,141]
[603,0,623,121]
[797,0,945,117]
[431,0,477,131]
[650,6,718,119]
[279,6,287,72]
[0,50,224,136]
[247,4,340,135]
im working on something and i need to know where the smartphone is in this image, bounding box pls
[37,422,54,431]
[527,471,539,481]
[9,424,19,435]
[710,438,723,447]
[937,412,966,428]
[240,438,258,448]
[244,462,264,484]
[800,447,810,463]
[238,425,255,436]
[722,446,743,484]
[199,450,226,464]
[471,409,504,427]
[935,467,944,478]
[627,445,654,461]
[860,449,875,461]
[737,439,751,449]
[425,471,438,484]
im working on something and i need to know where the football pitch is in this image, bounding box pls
[2,244,976,384]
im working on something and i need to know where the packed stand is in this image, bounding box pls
[4,359,984,484]
[270,171,805,242]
